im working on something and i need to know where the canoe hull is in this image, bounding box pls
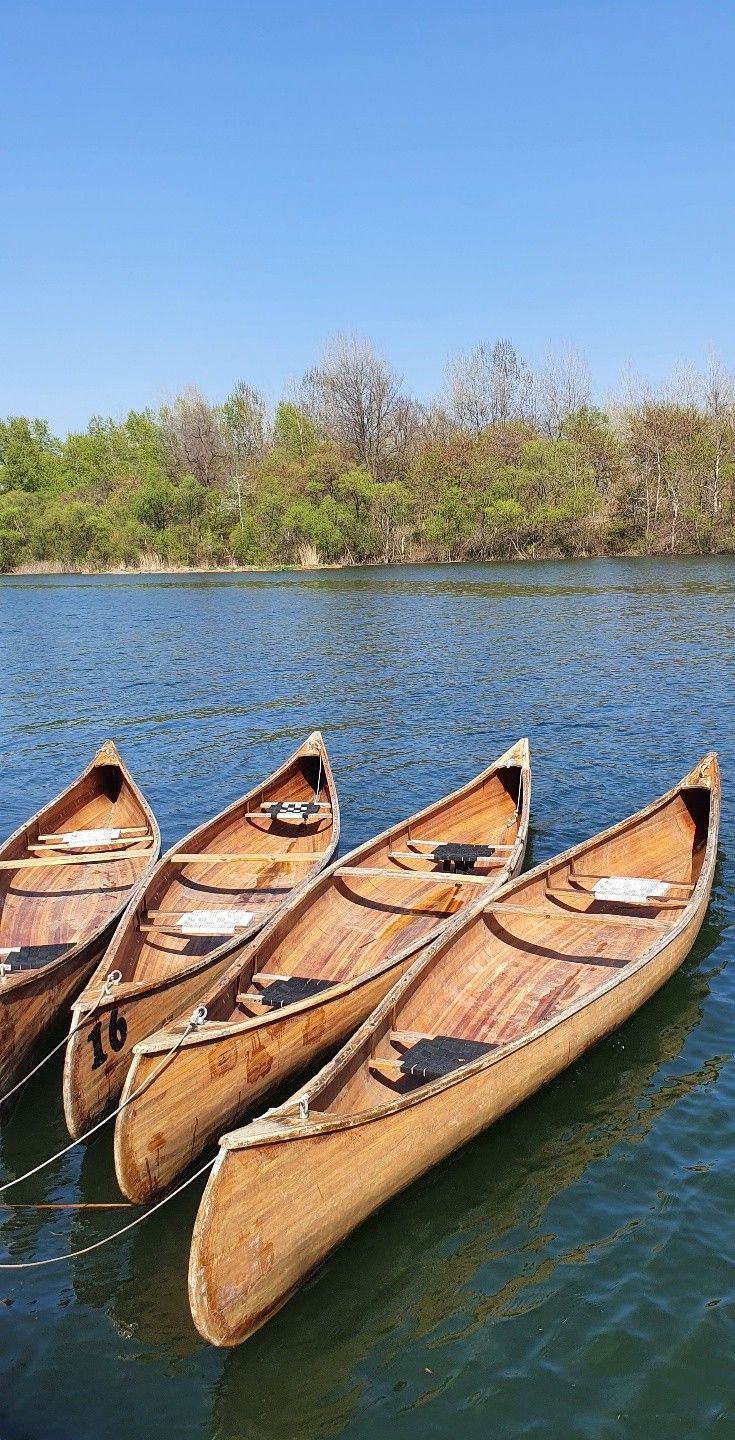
[114,962,412,1200]
[0,740,159,1123]
[189,890,711,1346]
[116,739,531,1200]
[64,731,339,1139]
[0,932,107,1124]
[63,951,255,1140]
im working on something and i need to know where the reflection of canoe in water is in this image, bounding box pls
[114,739,530,1203]
[0,741,159,1124]
[189,752,719,1347]
[62,732,338,1140]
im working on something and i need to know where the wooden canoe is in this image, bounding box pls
[0,741,159,1124]
[62,730,339,1140]
[114,739,530,1202]
[188,751,719,1347]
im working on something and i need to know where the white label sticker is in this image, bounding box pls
[177,908,255,936]
[592,877,669,903]
[62,828,122,848]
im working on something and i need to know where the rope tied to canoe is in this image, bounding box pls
[0,1004,207,1195]
[0,969,123,1110]
[0,1155,216,1269]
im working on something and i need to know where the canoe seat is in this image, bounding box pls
[370,1033,496,1084]
[432,843,496,873]
[552,874,694,907]
[0,942,73,971]
[570,870,694,898]
[252,975,335,1009]
[266,802,320,822]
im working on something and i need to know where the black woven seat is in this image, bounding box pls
[257,975,334,1009]
[432,842,495,873]
[399,1034,495,1079]
[1,942,73,972]
[268,801,320,821]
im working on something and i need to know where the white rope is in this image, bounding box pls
[0,1006,205,1194]
[0,970,123,1109]
[0,1156,216,1269]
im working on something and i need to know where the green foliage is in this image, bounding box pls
[272,402,317,460]
[0,385,733,572]
[0,418,63,492]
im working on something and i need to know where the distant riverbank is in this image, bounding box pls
[3,379,734,575]
[4,542,733,579]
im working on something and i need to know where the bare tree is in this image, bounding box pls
[301,335,404,480]
[222,382,268,465]
[537,346,591,437]
[161,387,228,488]
[698,357,735,519]
[220,382,268,538]
[447,339,535,432]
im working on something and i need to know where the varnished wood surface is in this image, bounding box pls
[62,731,339,1138]
[187,752,719,1346]
[114,739,531,1201]
[0,741,160,1122]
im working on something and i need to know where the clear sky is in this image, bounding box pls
[2,0,734,434]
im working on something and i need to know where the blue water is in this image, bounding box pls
[0,557,733,1439]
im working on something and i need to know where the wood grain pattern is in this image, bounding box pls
[187,751,719,1347]
[62,732,339,1138]
[0,741,160,1123]
[114,739,531,1202]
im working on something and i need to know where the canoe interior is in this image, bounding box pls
[0,757,156,971]
[202,753,527,1024]
[94,745,335,991]
[313,774,714,1117]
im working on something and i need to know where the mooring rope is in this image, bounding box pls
[0,970,123,1110]
[0,1005,207,1195]
[0,1156,216,1269]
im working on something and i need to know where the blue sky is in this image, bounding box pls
[2,0,734,434]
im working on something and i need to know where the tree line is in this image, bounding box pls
[1,336,734,571]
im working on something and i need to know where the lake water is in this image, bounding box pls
[0,556,733,1440]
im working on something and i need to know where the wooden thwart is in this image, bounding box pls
[407,838,515,852]
[0,847,154,870]
[38,826,148,842]
[368,1057,405,1079]
[29,837,149,855]
[545,887,689,910]
[390,1030,432,1050]
[336,865,492,885]
[168,852,322,865]
[487,902,669,930]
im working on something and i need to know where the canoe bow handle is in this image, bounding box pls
[104,969,122,991]
[298,1095,309,1121]
[191,1005,208,1027]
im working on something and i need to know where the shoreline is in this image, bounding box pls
[2,546,733,579]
